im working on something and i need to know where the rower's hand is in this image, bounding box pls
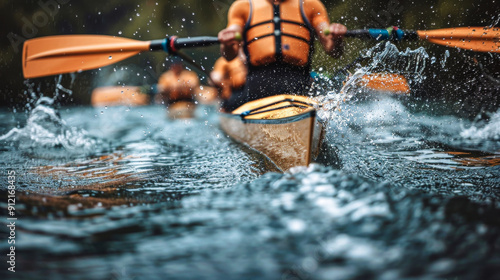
[218,25,242,60]
[321,23,346,58]
[218,28,241,47]
[327,23,347,39]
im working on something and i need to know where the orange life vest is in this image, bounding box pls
[243,0,315,67]
[213,56,247,99]
[158,70,199,102]
[226,57,247,89]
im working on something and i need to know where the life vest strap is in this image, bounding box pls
[273,4,282,61]
[246,19,310,34]
[247,33,310,45]
[280,19,309,29]
[248,20,273,29]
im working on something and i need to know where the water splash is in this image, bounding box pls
[362,41,429,76]
[54,75,74,99]
[316,42,429,121]
[0,97,100,152]
[489,14,500,27]
[460,109,500,141]
[341,42,428,99]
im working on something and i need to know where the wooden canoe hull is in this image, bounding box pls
[220,95,324,172]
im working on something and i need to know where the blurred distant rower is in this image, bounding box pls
[156,60,199,106]
[210,50,248,112]
[218,0,346,109]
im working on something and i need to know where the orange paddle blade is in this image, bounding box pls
[23,35,151,78]
[417,27,500,53]
[359,73,410,95]
[91,86,150,107]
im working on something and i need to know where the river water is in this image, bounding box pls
[1,44,499,280]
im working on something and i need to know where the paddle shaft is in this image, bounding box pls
[345,27,499,53]
[150,36,219,53]
[345,28,418,41]
[175,50,214,84]
[149,37,218,85]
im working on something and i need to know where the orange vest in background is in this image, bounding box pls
[213,56,247,100]
[227,57,247,89]
[158,70,199,102]
[213,57,247,89]
[243,0,314,67]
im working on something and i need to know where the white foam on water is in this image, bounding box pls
[316,42,428,124]
[0,97,99,152]
[460,109,500,141]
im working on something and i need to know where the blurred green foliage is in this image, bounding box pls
[0,0,499,116]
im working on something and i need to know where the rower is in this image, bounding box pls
[218,0,346,109]
[156,59,200,107]
[210,50,248,112]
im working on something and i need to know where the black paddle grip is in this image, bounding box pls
[172,36,220,51]
[149,37,220,53]
[345,29,372,39]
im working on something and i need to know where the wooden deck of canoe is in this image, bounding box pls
[220,95,325,172]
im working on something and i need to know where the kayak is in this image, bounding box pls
[91,86,151,107]
[90,85,218,108]
[357,73,410,95]
[219,95,325,171]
